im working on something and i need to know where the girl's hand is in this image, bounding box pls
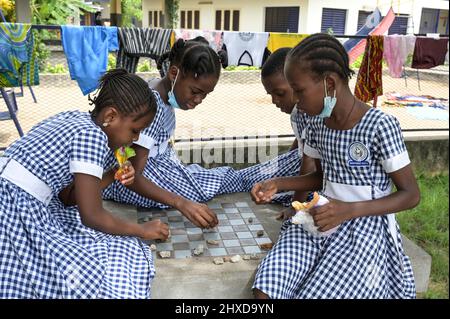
[119,161,135,186]
[309,199,353,232]
[276,206,296,221]
[251,180,278,204]
[178,198,218,229]
[140,220,170,240]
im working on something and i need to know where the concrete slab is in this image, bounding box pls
[103,200,137,224]
[152,257,259,299]
[106,193,432,298]
[402,235,432,293]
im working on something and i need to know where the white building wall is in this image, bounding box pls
[410,0,449,33]
[142,0,309,32]
[141,0,449,35]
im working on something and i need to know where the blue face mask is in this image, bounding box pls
[318,78,337,118]
[168,69,181,109]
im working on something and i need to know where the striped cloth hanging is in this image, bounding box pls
[116,27,172,76]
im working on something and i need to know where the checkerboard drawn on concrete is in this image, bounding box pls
[138,201,272,259]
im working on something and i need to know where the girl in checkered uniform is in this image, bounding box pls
[251,33,420,299]
[238,47,316,209]
[0,69,168,298]
[103,41,316,230]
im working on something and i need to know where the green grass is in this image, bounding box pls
[397,173,449,299]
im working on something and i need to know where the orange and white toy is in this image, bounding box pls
[291,192,338,237]
[114,146,135,181]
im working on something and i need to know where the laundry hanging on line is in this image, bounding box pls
[116,27,172,77]
[61,25,118,95]
[0,22,39,88]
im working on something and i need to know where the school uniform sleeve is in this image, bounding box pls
[133,96,162,151]
[134,126,157,151]
[104,149,118,171]
[69,128,109,179]
[303,120,321,159]
[374,114,410,173]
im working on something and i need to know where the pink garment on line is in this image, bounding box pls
[383,35,416,78]
[173,29,223,52]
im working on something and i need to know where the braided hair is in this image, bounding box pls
[157,38,221,79]
[89,68,156,120]
[287,33,354,82]
[261,47,291,78]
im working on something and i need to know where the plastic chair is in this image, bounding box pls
[0,88,24,150]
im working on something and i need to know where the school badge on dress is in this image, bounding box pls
[348,141,370,167]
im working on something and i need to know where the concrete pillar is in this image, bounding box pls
[110,0,122,26]
[15,0,31,23]
[162,0,168,28]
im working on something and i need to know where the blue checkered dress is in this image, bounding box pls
[0,111,154,298]
[239,108,311,204]
[103,91,309,208]
[253,108,416,299]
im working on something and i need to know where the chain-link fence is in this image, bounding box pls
[1,29,448,151]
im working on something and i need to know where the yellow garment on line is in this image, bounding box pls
[267,33,308,52]
[170,31,175,47]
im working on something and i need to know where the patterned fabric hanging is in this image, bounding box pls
[0,23,39,88]
[354,35,384,107]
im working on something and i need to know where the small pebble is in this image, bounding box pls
[138,216,151,223]
[230,255,242,263]
[256,230,264,237]
[159,251,171,258]
[223,256,232,263]
[243,255,251,260]
[259,243,274,250]
[193,244,204,256]
[250,253,260,260]
[149,244,157,251]
[206,239,219,245]
[248,217,253,223]
[213,257,224,265]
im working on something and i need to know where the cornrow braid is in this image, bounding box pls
[287,33,354,81]
[89,68,156,120]
[261,47,291,78]
[157,38,221,79]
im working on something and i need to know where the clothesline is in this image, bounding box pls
[27,24,450,40]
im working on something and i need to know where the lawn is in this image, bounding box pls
[397,173,449,299]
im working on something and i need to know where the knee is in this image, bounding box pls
[253,288,270,299]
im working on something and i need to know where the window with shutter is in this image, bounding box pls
[357,11,372,31]
[180,10,200,29]
[148,10,163,28]
[215,10,221,30]
[215,9,240,31]
[265,7,299,33]
[389,15,409,35]
[232,10,240,31]
[321,8,347,35]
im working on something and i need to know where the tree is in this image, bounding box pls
[0,0,15,22]
[29,0,96,70]
[164,0,179,29]
[121,0,142,27]
[30,0,95,25]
